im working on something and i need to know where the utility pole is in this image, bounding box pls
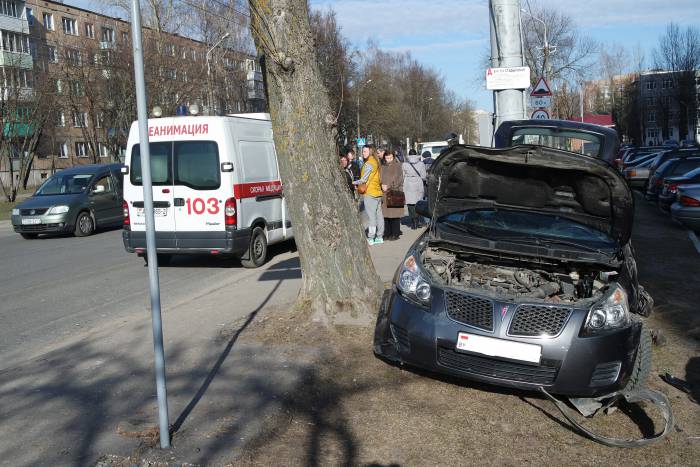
[489,0,527,128]
[206,32,230,116]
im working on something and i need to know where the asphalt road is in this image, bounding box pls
[0,224,295,370]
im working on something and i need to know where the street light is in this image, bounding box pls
[356,78,372,146]
[206,32,230,116]
[521,9,555,81]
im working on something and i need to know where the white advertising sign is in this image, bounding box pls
[486,67,531,90]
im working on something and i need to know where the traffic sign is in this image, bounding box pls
[531,109,550,119]
[357,138,366,146]
[531,77,552,97]
[486,66,531,90]
[529,96,552,108]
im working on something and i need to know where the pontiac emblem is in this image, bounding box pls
[501,306,509,319]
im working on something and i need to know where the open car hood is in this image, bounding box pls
[426,145,634,245]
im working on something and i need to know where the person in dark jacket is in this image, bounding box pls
[345,148,361,180]
[340,156,354,193]
[422,150,433,170]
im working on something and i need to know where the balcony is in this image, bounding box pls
[0,51,32,69]
[99,41,115,50]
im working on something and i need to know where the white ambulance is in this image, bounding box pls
[121,113,293,267]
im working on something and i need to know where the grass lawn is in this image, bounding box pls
[0,199,17,221]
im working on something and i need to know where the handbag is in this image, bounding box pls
[386,189,405,208]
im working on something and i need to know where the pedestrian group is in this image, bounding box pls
[341,144,427,245]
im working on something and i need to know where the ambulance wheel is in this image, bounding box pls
[74,211,94,237]
[242,226,267,268]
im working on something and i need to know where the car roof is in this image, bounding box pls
[54,163,122,175]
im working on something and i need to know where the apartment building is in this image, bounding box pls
[638,70,700,146]
[0,0,264,188]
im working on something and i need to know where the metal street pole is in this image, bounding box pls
[206,33,230,116]
[489,0,527,128]
[129,0,170,449]
[356,79,371,146]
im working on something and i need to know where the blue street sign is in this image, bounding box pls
[357,138,366,146]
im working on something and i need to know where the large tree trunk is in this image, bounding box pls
[248,0,382,325]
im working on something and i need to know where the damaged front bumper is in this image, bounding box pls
[374,287,642,398]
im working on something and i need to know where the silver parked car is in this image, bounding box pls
[623,154,661,190]
[670,184,700,231]
[11,164,123,239]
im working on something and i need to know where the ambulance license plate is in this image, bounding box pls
[456,332,541,364]
[137,208,167,217]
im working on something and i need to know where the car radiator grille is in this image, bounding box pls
[438,347,559,385]
[444,291,493,331]
[19,224,48,232]
[508,305,572,337]
[20,208,48,215]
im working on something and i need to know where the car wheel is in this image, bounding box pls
[20,233,38,239]
[74,211,94,237]
[624,323,652,393]
[241,226,267,268]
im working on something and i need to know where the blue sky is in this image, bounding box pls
[70,0,700,111]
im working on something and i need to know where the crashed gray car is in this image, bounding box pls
[374,142,655,399]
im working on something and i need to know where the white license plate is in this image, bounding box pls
[21,218,41,225]
[136,208,168,217]
[456,332,541,364]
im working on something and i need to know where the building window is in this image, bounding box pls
[101,26,114,43]
[40,172,48,179]
[648,111,656,123]
[1,31,30,53]
[43,12,53,30]
[58,142,69,158]
[191,48,197,61]
[56,111,65,127]
[55,78,62,94]
[645,80,657,91]
[65,47,81,66]
[62,17,77,36]
[95,113,104,128]
[69,80,83,97]
[0,0,19,17]
[75,142,88,157]
[25,7,32,25]
[4,68,31,88]
[662,78,673,89]
[647,128,658,139]
[73,111,87,128]
[121,31,128,43]
[85,23,94,38]
[645,96,654,106]
[661,95,672,107]
[99,143,109,158]
[165,43,175,57]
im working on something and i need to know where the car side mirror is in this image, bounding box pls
[92,185,106,194]
[416,199,430,218]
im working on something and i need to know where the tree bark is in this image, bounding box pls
[248,0,383,325]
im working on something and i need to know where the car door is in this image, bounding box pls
[89,172,120,225]
[171,140,225,249]
[129,142,176,248]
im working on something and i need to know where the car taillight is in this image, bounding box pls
[122,200,130,226]
[224,197,237,226]
[669,183,679,194]
[614,158,622,169]
[680,195,700,207]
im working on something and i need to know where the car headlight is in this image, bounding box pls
[47,205,70,215]
[396,254,432,306]
[584,284,630,333]
[12,208,19,215]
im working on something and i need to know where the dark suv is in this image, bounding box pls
[375,121,652,398]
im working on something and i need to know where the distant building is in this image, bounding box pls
[0,0,265,188]
[636,70,700,145]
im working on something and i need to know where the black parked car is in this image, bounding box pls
[11,164,123,239]
[374,131,653,398]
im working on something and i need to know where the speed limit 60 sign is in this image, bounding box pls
[531,109,550,120]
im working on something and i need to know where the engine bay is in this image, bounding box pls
[421,246,614,303]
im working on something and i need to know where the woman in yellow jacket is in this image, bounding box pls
[353,145,384,245]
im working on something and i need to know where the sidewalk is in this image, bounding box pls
[0,224,422,466]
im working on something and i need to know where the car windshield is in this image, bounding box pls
[511,127,603,157]
[439,209,616,247]
[35,173,94,195]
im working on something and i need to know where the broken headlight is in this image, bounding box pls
[584,284,630,333]
[396,254,432,306]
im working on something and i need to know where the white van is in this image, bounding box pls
[121,113,292,267]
